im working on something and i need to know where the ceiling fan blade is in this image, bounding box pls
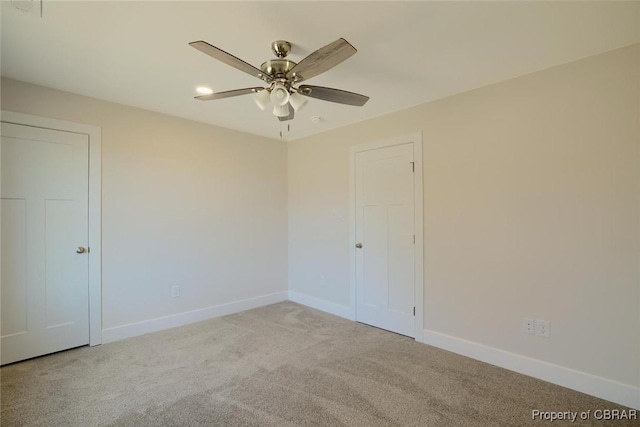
[195,87,264,101]
[286,38,356,83]
[189,41,271,82]
[298,85,369,106]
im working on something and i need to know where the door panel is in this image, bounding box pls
[362,205,386,307]
[387,204,414,313]
[355,143,415,337]
[1,123,89,365]
[0,198,27,337]
[45,199,76,328]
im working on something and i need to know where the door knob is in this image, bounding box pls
[76,247,87,254]
[355,243,363,249]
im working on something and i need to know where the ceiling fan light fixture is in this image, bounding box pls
[270,83,290,107]
[273,103,290,117]
[253,88,270,110]
[289,92,308,112]
[189,38,369,123]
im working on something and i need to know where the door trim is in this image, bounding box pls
[349,132,424,341]
[1,110,102,346]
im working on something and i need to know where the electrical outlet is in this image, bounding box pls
[535,319,550,338]
[171,285,180,298]
[522,318,534,334]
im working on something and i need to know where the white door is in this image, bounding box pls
[1,122,90,365]
[355,142,415,337]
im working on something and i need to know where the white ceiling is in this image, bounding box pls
[2,1,640,141]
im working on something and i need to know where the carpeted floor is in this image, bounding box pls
[0,302,635,426]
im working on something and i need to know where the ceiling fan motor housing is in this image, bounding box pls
[260,59,297,79]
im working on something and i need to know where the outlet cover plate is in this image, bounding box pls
[535,319,550,338]
[171,285,180,298]
[522,318,535,334]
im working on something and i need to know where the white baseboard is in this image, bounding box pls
[101,291,638,409]
[102,291,288,343]
[423,328,640,410]
[288,291,355,321]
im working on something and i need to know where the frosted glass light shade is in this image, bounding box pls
[289,92,308,112]
[273,104,290,117]
[270,84,290,106]
[254,89,270,110]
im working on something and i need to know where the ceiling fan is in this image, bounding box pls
[189,38,369,121]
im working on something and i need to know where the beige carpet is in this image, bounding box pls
[0,302,635,426]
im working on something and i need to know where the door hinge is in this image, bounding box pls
[413,235,415,244]
[410,161,415,172]
[413,307,416,316]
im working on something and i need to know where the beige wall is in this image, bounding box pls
[288,44,640,387]
[2,43,638,394]
[1,78,288,330]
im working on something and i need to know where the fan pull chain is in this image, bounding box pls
[279,123,291,140]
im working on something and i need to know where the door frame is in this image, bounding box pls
[349,132,424,342]
[1,110,102,346]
